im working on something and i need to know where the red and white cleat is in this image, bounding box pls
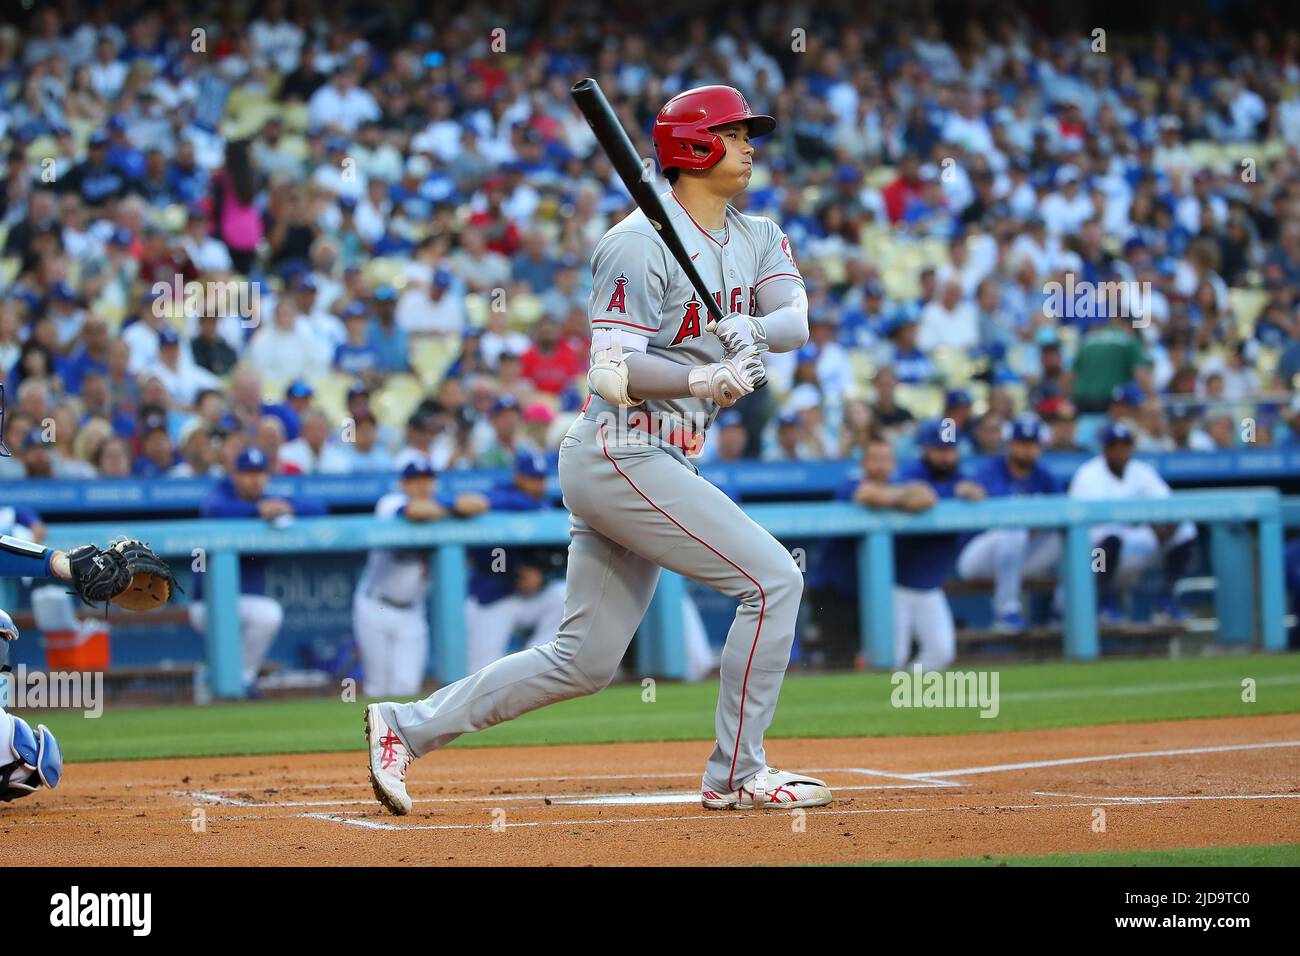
[702,767,833,810]
[364,704,413,816]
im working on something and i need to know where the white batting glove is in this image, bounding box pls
[710,313,767,354]
[687,343,769,407]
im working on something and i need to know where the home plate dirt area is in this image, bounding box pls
[12,714,1300,866]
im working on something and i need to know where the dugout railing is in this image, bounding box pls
[23,488,1287,698]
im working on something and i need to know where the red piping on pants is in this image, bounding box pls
[598,423,764,791]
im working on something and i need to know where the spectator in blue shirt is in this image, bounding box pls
[335,303,384,379]
[880,315,935,384]
[57,316,111,396]
[956,415,1063,632]
[368,285,409,372]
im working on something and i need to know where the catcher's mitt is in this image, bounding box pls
[67,540,180,611]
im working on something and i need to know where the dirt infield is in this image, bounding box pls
[11,714,1300,866]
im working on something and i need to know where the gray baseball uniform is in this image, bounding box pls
[382,193,805,796]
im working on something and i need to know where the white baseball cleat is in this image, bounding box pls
[364,704,413,816]
[701,767,833,810]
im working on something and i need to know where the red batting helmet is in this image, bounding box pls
[651,85,776,172]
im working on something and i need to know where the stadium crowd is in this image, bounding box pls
[2,0,1300,485]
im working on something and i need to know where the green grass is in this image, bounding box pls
[856,844,1300,866]
[35,652,1300,762]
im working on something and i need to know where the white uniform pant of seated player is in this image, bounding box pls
[892,585,957,672]
[466,582,719,680]
[353,592,428,699]
[1089,521,1197,584]
[373,414,829,811]
[957,529,1064,619]
[465,581,567,675]
[188,595,283,687]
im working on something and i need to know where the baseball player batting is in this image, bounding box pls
[365,85,831,814]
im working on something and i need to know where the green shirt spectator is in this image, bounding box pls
[1071,321,1153,413]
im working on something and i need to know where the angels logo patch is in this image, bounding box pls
[670,298,705,345]
[781,235,796,267]
[605,274,628,314]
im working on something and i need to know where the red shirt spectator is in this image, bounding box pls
[882,160,924,224]
[520,319,585,395]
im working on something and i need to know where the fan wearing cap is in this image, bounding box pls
[939,389,975,449]
[879,314,937,385]
[154,325,221,407]
[120,290,176,375]
[394,261,465,337]
[474,394,539,470]
[290,271,347,353]
[366,285,411,373]
[695,409,749,463]
[333,303,384,380]
[191,447,328,695]
[353,459,488,698]
[889,420,986,670]
[1105,381,1146,430]
[43,281,88,350]
[392,408,454,473]
[61,129,129,207]
[956,415,1063,632]
[1067,422,1198,625]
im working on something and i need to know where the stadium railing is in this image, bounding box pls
[7,447,1300,516]
[33,488,1288,698]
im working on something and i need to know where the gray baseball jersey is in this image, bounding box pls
[381,193,808,799]
[585,194,803,433]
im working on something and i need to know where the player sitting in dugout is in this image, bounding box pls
[810,423,985,672]
[354,458,491,699]
[955,414,1063,633]
[1068,422,1198,625]
[465,450,566,673]
[190,447,327,696]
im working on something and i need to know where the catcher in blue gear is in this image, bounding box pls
[0,385,170,802]
[1,609,64,802]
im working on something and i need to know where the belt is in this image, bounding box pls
[365,591,417,610]
[628,411,706,457]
